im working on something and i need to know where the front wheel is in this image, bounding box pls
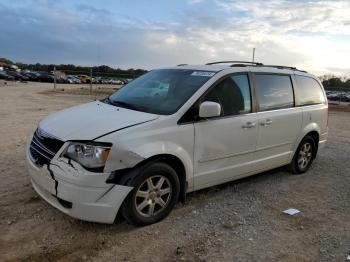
[288,136,316,174]
[121,162,180,226]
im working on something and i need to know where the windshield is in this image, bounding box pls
[106,69,215,115]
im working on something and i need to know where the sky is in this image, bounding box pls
[0,0,349,76]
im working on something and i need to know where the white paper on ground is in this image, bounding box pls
[283,208,300,216]
[346,255,350,261]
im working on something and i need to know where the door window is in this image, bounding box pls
[203,74,251,116]
[255,74,294,111]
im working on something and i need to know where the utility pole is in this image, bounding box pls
[89,68,92,95]
[54,66,56,89]
[252,48,255,63]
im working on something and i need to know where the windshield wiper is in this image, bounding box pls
[103,97,115,105]
[108,99,138,110]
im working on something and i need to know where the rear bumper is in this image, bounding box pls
[318,131,328,150]
[318,139,327,150]
[26,145,133,224]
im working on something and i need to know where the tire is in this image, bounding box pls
[288,135,317,174]
[121,162,180,226]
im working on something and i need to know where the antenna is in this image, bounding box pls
[252,48,255,63]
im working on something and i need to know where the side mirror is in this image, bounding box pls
[199,101,221,118]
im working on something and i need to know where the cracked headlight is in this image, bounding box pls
[63,142,111,169]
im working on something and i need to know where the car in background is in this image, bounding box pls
[110,79,124,85]
[102,77,113,84]
[36,72,55,83]
[92,77,101,84]
[92,77,112,84]
[0,70,15,80]
[65,75,81,84]
[91,77,131,85]
[5,70,29,81]
[326,90,350,102]
[77,75,91,83]
[22,72,40,81]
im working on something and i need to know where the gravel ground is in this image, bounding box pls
[0,82,349,262]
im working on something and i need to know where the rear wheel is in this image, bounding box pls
[121,162,180,226]
[288,136,316,174]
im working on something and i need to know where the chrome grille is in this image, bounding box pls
[29,129,64,166]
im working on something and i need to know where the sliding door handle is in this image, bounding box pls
[242,122,256,129]
[260,119,273,126]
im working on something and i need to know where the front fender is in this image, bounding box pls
[104,141,194,190]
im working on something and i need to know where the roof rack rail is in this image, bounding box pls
[177,64,188,66]
[261,65,307,73]
[262,65,296,70]
[230,64,254,67]
[205,61,307,73]
[206,61,264,66]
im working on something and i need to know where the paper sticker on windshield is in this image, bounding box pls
[191,71,215,77]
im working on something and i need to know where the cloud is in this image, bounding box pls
[212,0,350,74]
[187,0,203,4]
[77,4,111,15]
[216,0,350,35]
[0,0,349,75]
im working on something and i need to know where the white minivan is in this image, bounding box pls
[27,61,328,226]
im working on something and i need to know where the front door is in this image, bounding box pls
[193,74,258,190]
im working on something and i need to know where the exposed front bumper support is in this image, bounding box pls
[26,147,133,224]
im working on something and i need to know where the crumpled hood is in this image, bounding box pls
[38,101,159,141]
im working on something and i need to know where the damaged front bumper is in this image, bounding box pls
[26,143,133,224]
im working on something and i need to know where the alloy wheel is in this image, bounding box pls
[135,175,172,217]
[297,142,312,169]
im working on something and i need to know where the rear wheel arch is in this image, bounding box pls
[288,133,318,174]
[304,131,319,158]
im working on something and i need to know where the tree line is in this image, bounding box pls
[1,58,349,86]
[0,58,147,78]
[320,75,350,89]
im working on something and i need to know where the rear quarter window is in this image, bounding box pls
[255,74,294,111]
[295,75,326,106]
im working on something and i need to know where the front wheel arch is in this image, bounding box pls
[109,154,187,203]
[120,161,180,226]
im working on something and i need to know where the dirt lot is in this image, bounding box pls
[1,81,350,262]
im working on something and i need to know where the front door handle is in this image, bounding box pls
[242,122,256,129]
[260,119,273,126]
